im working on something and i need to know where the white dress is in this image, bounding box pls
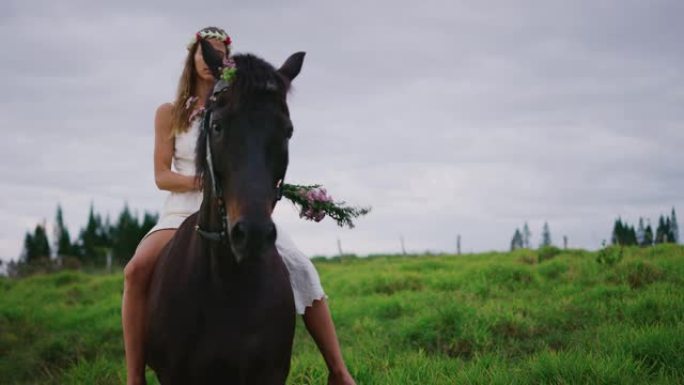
[142,119,327,315]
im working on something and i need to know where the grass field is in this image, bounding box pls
[1,244,683,384]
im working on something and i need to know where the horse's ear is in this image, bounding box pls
[278,52,306,81]
[199,39,224,79]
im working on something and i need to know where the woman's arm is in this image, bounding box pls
[153,103,200,193]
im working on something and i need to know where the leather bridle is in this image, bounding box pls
[194,79,284,243]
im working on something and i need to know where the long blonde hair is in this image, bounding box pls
[170,26,230,136]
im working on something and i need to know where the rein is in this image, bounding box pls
[195,79,285,243]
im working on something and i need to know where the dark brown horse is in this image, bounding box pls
[144,41,305,384]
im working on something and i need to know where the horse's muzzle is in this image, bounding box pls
[230,219,277,263]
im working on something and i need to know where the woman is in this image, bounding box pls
[121,26,356,385]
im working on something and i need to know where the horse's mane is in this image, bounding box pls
[195,53,291,189]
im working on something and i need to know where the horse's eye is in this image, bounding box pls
[211,121,221,132]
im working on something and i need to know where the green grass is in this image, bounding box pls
[1,244,683,384]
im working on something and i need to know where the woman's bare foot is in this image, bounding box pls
[328,368,357,385]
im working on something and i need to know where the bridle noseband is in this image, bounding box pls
[195,79,285,243]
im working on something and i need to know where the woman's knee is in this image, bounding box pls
[124,250,155,287]
[124,229,175,287]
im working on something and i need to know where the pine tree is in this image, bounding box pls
[510,228,523,251]
[655,215,667,244]
[540,222,552,247]
[99,213,113,250]
[22,223,51,263]
[112,203,142,266]
[79,203,99,261]
[78,203,109,265]
[672,207,679,244]
[636,217,646,246]
[34,224,51,259]
[627,224,637,246]
[611,217,624,245]
[522,222,531,249]
[54,205,74,257]
[141,212,159,236]
[611,217,639,246]
[666,216,672,243]
[21,232,34,262]
[644,221,654,246]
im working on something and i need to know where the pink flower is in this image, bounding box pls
[299,207,314,219]
[188,106,205,122]
[296,186,334,223]
[320,188,333,203]
[185,96,198,110]
[309,187,333,203]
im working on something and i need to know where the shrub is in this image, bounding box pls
[371,274,423,295]
[626,261,663,290]
[596,245,623,266]
[482,265,536,290]
[401,302,478,359]
[519,255,537,265]
[538,260,569,280]
[538,246,562,263]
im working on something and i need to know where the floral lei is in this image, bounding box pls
[282,184,371,228]
[184,37,370,228]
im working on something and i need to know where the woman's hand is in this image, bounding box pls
[192,175,203,191]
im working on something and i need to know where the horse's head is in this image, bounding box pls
[196,40,304,263]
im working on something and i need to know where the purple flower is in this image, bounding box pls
[222,57,236,68]
[313,210,326,222]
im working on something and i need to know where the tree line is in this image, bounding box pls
[611,207,679,246]
[18,203,157,271]
[510,221,563,251]
[509,207,679,251]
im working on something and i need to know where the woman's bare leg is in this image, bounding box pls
[122,229,176,385]
[303,298,356,385]
[272,220,355,384]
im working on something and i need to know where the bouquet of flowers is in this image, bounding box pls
[282,183,371,229]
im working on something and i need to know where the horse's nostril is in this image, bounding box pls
[231,221,247,245]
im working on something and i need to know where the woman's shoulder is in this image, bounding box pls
[154,102,175,136]
[156,102,175,118]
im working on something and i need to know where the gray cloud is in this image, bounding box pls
[1,0,683,261]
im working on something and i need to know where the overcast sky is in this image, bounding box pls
[1,0,682,262]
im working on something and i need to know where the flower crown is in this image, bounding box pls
[186,29,233,51]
